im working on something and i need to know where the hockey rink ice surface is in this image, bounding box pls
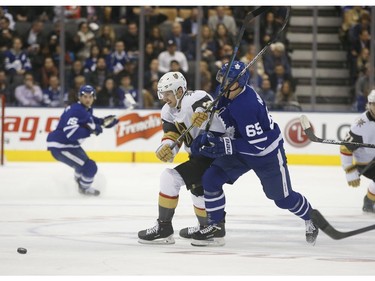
[0,162,375,279]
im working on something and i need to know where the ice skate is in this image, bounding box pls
[76,177,100,196]
[362,196,375,213]
[305,219,319,245]
[191,223,225,247]
[78,185,100,196]
[179,225,203,239]
[138,219,175,244]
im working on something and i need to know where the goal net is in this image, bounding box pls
[0,94,4,165]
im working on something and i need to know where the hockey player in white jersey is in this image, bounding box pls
[340,89,375,212]
[138,71,224,244]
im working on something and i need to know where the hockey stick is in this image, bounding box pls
[170,6,290,149]
[300,115,375,149]
[103,93,138,127]
[311,209,375,240]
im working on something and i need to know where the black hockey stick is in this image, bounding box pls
[170,6,290,149]
[300,115,375,149]
[311,209,375,240]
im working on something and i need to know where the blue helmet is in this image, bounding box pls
[78,85,96,98]
[216,61,250,88]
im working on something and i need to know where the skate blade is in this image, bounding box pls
[138,236,175,245]
[191,237,225,247]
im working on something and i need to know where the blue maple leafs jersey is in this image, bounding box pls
[216,85,282,156]
[47,103,102,149]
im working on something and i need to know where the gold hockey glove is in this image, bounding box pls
[156,144,174,162]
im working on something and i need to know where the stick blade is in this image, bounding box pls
[299,115,311,130]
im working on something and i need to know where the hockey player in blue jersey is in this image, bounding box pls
[47,85,118,196]
[190,61,319,246]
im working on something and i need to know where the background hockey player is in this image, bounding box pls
[190,61,319,246]
[138,71,224,244]
[340,89,375,213]
[46,85,118,196]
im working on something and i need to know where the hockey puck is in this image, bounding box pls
[17,247,27,254]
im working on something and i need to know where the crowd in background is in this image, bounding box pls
[0,6,297,110]
[339,6,372,112]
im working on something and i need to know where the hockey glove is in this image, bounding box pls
[198,132,234,158]
[190,133,210,156]
[92,123,103,136]
[344,165,360,187]
[191,111,209,128]
[103,115,119,128]
[156,144,174,162]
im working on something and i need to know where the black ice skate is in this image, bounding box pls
[179,225,204,239]
[362,196,375,213]
[305,219,319,245]
[191,223,225,247]
[138,219,175,244]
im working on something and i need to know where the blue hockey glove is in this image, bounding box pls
[199,132,234,158]
[103,115,119,128]
[190,133,210,156]
[92,123,103,135]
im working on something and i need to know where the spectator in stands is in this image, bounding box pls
[349,12,371,44]
[44,21,61,65]
[8,7,28,22]
[65,75,85,105]
[169,59,187,78]
[0,7,15,30]
[122,21,139,60]
[199,60,212,94]
[263,42,291,76]
[144,58,163,90]
[355,47,370,81]
[260,10,280,47]
[143,79,164,109]
[350,29,370,80]
[53,6,81,22]
[240,43,265,77]
[96,77,118,107]
[76,21,95,60]
[144,42,158,70]
[117,73,138,108]
[0,16,16,51]
[354,64,370,112]
[198,24,216,65]
[148,25,165,55]
[22,20,45,54]
[269,63,293,93]
[85,57,111,93]
[157,38,188,74]
[274,80,300,111]
[42,75,61,107]
[258,78,275,109]
[65,59,84,91]
[167,21,192,59]
[208,7,237,37]
[80,6,100,23]
[14,72,43,106]
[38,56,59,89]
[215,44,237,69]
[106,40,130,75]
[4,37,32,89]
[213,23,235,59]
[84,45,101,73]
[0,69,12,105]
[95,24,116,55]
[181,7,207,38]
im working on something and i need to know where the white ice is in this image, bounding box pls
[0,162,375,278]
